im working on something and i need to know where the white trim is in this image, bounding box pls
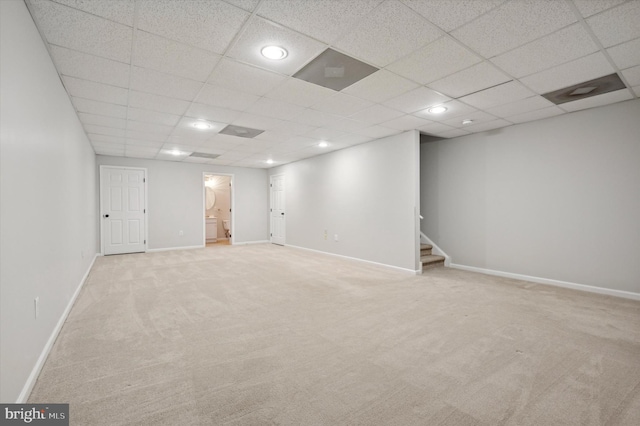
[286,244,420,274]
[449,263,640,301]
[233,240,270,246]
[17,253,100,403]
[146,245,204,253]
[420,232,451,266]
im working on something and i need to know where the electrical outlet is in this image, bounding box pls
[334,234,339,242]
[179,230,184,236]
[34,297,39,319]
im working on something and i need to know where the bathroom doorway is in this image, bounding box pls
[203,173,233,246]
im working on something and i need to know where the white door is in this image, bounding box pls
[270,174,285,245]
[101,167,146,255]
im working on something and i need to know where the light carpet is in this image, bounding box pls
[29,244,640,425]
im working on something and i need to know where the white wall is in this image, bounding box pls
[421,99,640,294]
[96,156,268,248]
[269,131,421,272]
[0,0,98,402]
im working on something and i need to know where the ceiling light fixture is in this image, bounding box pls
[170,150,182,156]
[266,159,274,164]
[193,121,212,130]
[318,141,328,148]
[427,105,448,114]
[261,45,288,60]
[462,119,474,125]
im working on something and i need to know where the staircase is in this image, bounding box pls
[421,244,445,272]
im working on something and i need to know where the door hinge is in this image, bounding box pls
[144,240,146,244]
[270,233,272,237]
[144,209,146,213]
[143,178,146,183]
[270,184,272,187]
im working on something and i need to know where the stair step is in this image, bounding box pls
[420,243,433,255]
[421,254,445,272]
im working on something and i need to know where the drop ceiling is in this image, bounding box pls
[25,0,640,168]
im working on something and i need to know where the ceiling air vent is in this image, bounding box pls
[219,124,264,138]
[542,73,626,105]
[189,152,220,159]
[293,48,379,91]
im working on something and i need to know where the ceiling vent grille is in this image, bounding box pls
[219,124,264,138]
[189,152,220,159]
[542,73,626,105]
[293,48,379,91]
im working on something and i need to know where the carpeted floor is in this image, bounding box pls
[29,244,640,425]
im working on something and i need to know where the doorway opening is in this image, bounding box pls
[203,173,233,247]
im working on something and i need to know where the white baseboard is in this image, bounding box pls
[286,244,419,274]
[146,244,204,252]
[16,253,100,403]
[420,232,451,266]
[233,240,269,246]
[449,263,640,301]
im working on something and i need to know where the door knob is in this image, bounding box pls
[281,212,284,215]
[103,214,109,218]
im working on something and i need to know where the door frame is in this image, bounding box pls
[99,165,148,255]
[270,173,286,245]
[202,172,235,246]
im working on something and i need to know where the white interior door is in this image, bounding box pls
[270,174,285,245]
[101,166,146,255]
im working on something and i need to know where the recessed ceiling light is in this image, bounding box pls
[318,141,329,148]
[193,121,211,130]
[265,159,274,164]
[427,106,447,114]
[261,46,288,60]
[170,150,182,156]
[462,119,474,125]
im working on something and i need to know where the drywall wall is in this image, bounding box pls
[269,131,421,272]
[96,156,268,248]
[0,0,98,402]
[421,99,640,294]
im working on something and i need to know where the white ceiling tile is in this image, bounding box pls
[78,113,126,129]
[180,156,209,163]
[572,0,626,17]
[126,121,173,135]
[246,98,307,121]
[435,128,471,138]
[185,103,241,124]
[427,62,510,98]
[88,134,126,144]
[417,122,456,133]
[294,109,339,127]
[413,99,477,120]
[381,114,433,130]
[520,52,615,94]
[51,0,135,26]
[49,45,130,88]
[387,36,481,84]
[632,85,640,97]
[560,89,634,112]
[311,93,374,116]
[165,136,207,147]
[270,120,318,136]
[30,0,132,62]
[586,1,640,47]
[124,138,164,148]
[128,91,190,116]
[622,65,640,87]
[126,107,180,126]
[224,0,260,12]
[485,96,554,118]
[305,127,348,141]
[348,104,405,125]
[401,0,506,32]
[383,87,451,114]
[226,16,327,76]
[606,37,640,70]
[507,106,565,124]
[257,0,382,44]
[137,0,249,54]
[351,125,400,139]
[130,66,202,101]
[62,76,128,105]
[125,130,168,142]
[328,133,375,146]
[231,112,287,131]
[72,97,127,118]
[490,24,599,78]
[84,124,126,137]
[462,119,512,133]
[342,70,419,102]
[451,0,576,57]
[440,111,498,128]
[322,117,368,133]
[207,59,286,96]
[263,78,336,107]
[458,81,534,109]
[196,84,260,110]
[125,146,160,156]
[93,146,125,156]
[133,31,221,82]
[334,0,442,67]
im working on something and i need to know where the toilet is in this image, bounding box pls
[222,219,230,238]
